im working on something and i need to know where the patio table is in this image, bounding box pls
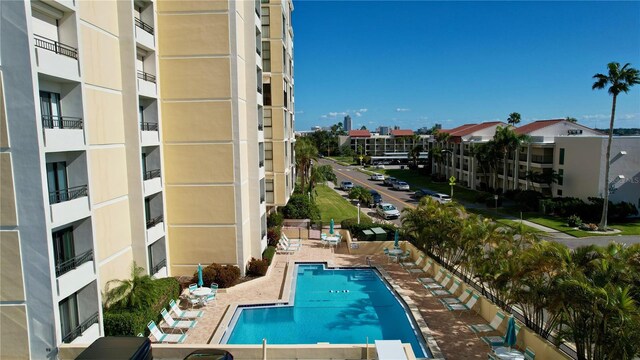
[388,248,403,262]
[493,347,524,360]
[192,287,212,297]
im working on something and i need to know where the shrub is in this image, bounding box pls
[267,212,284,228]
[103,277,180,336]
[267,227,281,247]
[193,263,241,288]
[281,194,321,220]
[262,246,276,265]
[567,215,583,227]
[474,192,493,204]
[339,219,397,241]
[515,190,543,211]
[247,257,269,276]
[579,223,598,231]
[504,189,522,200]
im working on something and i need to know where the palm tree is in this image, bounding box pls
[592,62,640,230]
[493,125,528,192]
[103,262,155,310]
[348,186,373,206]
[295,137,318,192]
[308,164,336,192]
[507,112,521,126]
[566,116,578,123]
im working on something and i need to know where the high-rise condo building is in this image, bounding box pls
[344,114,352,132]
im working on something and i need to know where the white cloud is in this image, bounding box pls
[581,114,608,120]
[359,108,368,113]
[355,112,362,117]
[295,110,304,115]
[396,108,410,112]
[320,115,327,119]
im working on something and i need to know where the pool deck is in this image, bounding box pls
[174,240,490,359]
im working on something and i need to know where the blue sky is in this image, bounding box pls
[292,1,640,131]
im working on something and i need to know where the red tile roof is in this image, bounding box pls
[515,119,564,135]
[450,121,505,137]
[390,129,414,136]
[439,124,475,135]
[348,130,371,138]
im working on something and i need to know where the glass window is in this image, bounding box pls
[558,169,564,186]
[53,227,74,269]
[262,41,270,72]
[59,293,79,343]
[559,148,565,165]
[263,84,271,106]
[40,91,62,128]
[47,162,68,202]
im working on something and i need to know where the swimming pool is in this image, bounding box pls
[223,263,430,358]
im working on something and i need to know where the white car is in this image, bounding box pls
[376,203,400,220]
[370,173,385,181]
[393,181,410,191]
[431,193,452,204]
[340,181,354,191]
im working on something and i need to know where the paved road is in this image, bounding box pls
[318,159,418,226]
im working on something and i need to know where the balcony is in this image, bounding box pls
[56,249,93,277]
[257,85,262,94]
[258,122,263,131]
[140,122,159,146]
[151,258,167,278]
[34,35,80,81]
[134,18,155,50]
[260,195,265,203]
[56,252,95,300]
[259,160,264,168]
[63,312,99,344]
[143,169,162,196]
[49,186,90,227]
[42,116,85,151]
[137,70,157,98]
[146,215,164,244]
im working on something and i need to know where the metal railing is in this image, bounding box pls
[259,160,264,167]
[34,35,78,59]
[260,195,265,203]
[61,312,99,344]
[146,214,163,229]
[255,0,261,16]
[137,70,156,83]
[42,115,83,129]
[134,17,154,35]
[49,185,88,204]
[55,249,93,277]
[256,47,261,56]
[151,258,166,275]
[143,169,161,180]
[258,122,263,131]
[140,122,158,131]
[530,155,553,164]
[257,85,262,94]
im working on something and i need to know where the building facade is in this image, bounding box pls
[261,0,296,209]
[339,129,430,164]
[343,114,352,132]
[0,0,292,356]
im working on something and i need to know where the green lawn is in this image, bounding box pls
[467,208,543,234]
[519,212,640,237]
[314,184,369,225]
[327,156,356,166]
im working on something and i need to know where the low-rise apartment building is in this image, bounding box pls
[339,129,430,164]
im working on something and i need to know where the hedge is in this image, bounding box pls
[262,246,276,265]
[103,277,180,336]
[192,263,241,288]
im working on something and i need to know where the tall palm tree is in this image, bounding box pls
[493,126,528,192]
[507,112,521,126]
[592,62,640,230]
[295,137,318,192]
[104,262,155,310]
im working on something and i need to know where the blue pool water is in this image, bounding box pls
[224,264,429,357]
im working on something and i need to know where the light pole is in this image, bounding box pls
[494,195,499,211]
[441,149,453,178]
[357,203,361,224]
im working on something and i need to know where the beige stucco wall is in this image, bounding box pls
[80,26,122,91]
[163,144,234,184]
[88,148,129,204]
[0,153,17,226]
[158,13,229,56]
[157,0,228,13]
[0,231,24,301]
[168,227,237,274]
[159,58,231,99]
[98,248,134,291]
[165,186,236,224]
[0,306,30,359]
[93,199,133,262]
[84,88,125,145]
[162,102,232,142]
[79,0,119,36]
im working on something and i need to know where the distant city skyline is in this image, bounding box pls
[293,1,640,131]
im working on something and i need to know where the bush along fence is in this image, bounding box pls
[402,197,640,360]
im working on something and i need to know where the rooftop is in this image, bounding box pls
[348,129,372,138]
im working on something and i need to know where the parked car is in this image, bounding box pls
[368,190,383,207]
[376,203,400,219]
[374,164,386,169]
[393,181,410,191]
[370,173,385,181]
[340,181,354,191]
[383,177,397,186]
[431,193,452,204]
[413,188,436,199]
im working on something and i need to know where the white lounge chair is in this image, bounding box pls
[160,309,197,332]
[169,299,203,319]
[280,236,301,251]
[431,279,461,297]
[469,311,506,334]
[418,268,445,285]
[445,292,479,312]
[147,321,187,344]
[482,323,522,347]
[439,288,472,305]
[401,254,423,269]
[375,340,407,360]
[407,259,433,275]
[282,233,302,245]
[424,273,452,290]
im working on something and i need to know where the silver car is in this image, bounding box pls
[370,173,385,181]
[376,203,400,219]
[393,181,410,191]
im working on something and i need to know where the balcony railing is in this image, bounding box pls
[140,122,158,131]
[256,47,261,56]
[531,155,553,164]
[261,230,267,239]
[143,169,161,181]
[34,35,78,59]
[260,195,265,203]
[257,85,262,94]
[61,311,98,344]
[137,70,156,83]
[259,160,264,167]
[55,249,93,277]
[151,258,166,275]
[42,115,83,129]
[255,0,261,16]
[258,122,263,131]
[146,214,163,229]
[49,185,88,204]
[134,17,154,35]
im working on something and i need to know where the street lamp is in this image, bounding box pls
[441,149,453,178]
[494,195,499,210]
[357,203,361,225]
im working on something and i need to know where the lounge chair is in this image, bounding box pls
[469,311,506,334]
[408,259,433,275]
[160,309,197,332]
[439,288,472,305]
[401,254,423,268]
[169,299,203,319]
[524,347,535,360]
[282,233,302,245]
[424,274,452,290]
[445,292,479,312]
[280,237,301,250]
[431,279,461,297]
[418,268,446,285]
[147,321,187,344]
[188,283,197,294]
[375,340,406,360]
[204,283,218,303]
[481,323,522,347]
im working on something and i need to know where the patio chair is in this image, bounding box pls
[401,254,423,268]
[487,353,498,360]
[160,309,197,332]
[439,288,473,306]
[524,347,535,360]
[407,259,433,276]
[445,292,480,312]
[147,321,188,344]
[281,237,301,251]
[169,299,203,319]
[424,274,453,290]
[418,268,446,285]
[204,283,218,303]
[398,250,411,262]
[431,279,461,297]
[481,323,522,347]
[276,242,296,254]
[188,283,197,293]
[282,233,302,245]
[469,311,506,334]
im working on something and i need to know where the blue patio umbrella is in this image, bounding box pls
[394,230,399,248]
[503,316,517,349]
[329,218,334,235]
[197,263,203,287]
